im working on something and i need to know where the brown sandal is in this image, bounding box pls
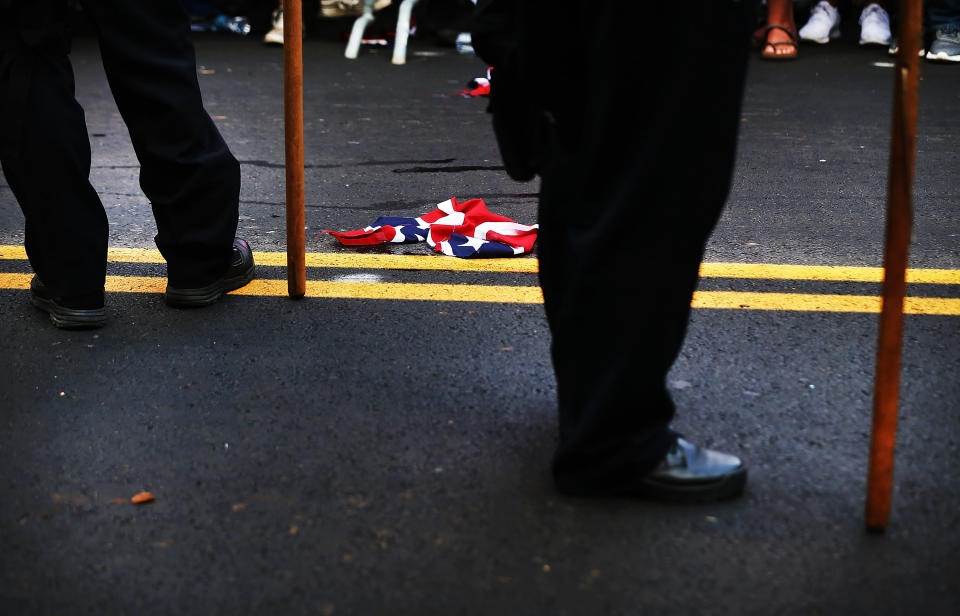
[760,24,798,60]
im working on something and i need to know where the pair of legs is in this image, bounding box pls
[761,1,893,59]
[799,1,892,45]
[0,0,240,305]
[527,1,755,495]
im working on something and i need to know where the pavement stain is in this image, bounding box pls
[346,494,371,508]
[579,569,603,590]
[371,527,395,550]
[50,492,91,506]
[36,491,151,518]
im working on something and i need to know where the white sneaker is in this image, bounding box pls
[263,8,284,45]
[799,1,841,44]
[859,3,891,46]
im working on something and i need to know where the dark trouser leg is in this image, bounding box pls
[541,1,754,494]
[81,0,241,287]
[0,26,109,299]
[927,0,960,30]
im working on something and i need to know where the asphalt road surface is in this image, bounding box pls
[1,20,958,616]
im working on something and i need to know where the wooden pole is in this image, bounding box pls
[284,0,306,299]
[865,0,923,532]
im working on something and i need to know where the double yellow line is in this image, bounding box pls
[1,246,958,315]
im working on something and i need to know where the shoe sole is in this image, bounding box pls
[632,467,748,504]
[164,265,255,308]
[30,294,106,329]
[926,50,960,62]
[800,25,840,44]
[558,467,748,503]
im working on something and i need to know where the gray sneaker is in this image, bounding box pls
[635,437,747,503]
[926,27,960,62]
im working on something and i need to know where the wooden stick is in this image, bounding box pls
[865,0,922,532]
[284,0,306,299]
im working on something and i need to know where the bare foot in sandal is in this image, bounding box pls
[763,24,799,59]
[762,0,799,60]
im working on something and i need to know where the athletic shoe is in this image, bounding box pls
[556,435,747,503]
[632,437,747,503]
[859,3,891,46]
[30,277,106,329]
[926,27,960,62]
[263,7,284,45]
[799,1,841,44]
[164,239,255,307]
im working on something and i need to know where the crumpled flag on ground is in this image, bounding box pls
[325,197,538,258]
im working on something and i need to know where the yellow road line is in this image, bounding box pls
[2,245,958,282]
[296,252,536,272]
[0,246,25,260]
[698,262,959,284]
[102,248,540,273]
[2,273,958,314]
[0,246,539,273]
[234,279,545,303]
[692,291,960,316]
[1,273,32,288]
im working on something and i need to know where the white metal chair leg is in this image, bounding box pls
[345,0,376,59]
[391,0,420,65]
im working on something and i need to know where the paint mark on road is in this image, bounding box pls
[698,262,960,284]
[1,272,958,315]
[331,273,384,283]
[692,291,959,316]
[0,246,540,272]
[3,246,959,282]
[2,247,958,314]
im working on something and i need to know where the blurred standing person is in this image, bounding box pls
[472,0,756,501]
[798,0,892,46]
[262,0,393,45]
[0,0,255,328]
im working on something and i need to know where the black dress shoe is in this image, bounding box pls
[30,277,106,329]
[631,437,747,503]
[164,238,256,307]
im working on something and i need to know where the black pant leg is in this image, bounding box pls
[0,4,108,298]
[538,1,755,494]
[80,0,241,287]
